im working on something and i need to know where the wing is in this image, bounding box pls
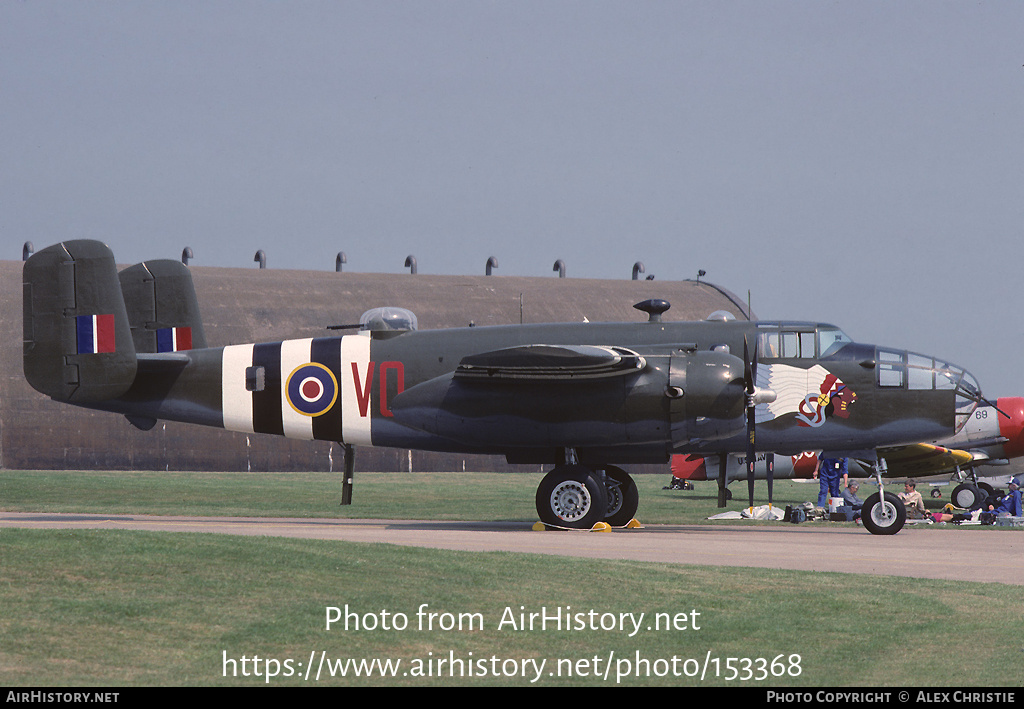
[390,344,648,448]
[876,443,974,476]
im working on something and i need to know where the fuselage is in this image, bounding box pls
[95,318,979,467]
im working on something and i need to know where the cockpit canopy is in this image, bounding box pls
[756,323,853,359]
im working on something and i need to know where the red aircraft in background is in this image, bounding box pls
[670,397,1024,509]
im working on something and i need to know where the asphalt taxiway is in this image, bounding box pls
[2,511,1021,585]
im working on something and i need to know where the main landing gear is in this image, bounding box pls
[951,483,987,510]
[535,464,639,529]
[949,466,995,510]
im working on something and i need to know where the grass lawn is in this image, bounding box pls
[0,469,979,525]
[1,470,1020,687]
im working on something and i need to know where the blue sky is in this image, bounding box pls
[4,1,1023,395]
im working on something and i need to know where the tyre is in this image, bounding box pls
[951,483,983,510]
[861,491,907,535]
[536,465,608,529]
[602,466,639,527]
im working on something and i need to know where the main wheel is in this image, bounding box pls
[536,465,608,529]
[951,483,983,510]
[601,466,639,527]
[861,491,906,535]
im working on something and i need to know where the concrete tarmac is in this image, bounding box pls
[2,511,1022,585]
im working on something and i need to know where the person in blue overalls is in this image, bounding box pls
[815,456,847,508]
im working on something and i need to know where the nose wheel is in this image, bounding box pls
[862,457,906,535]
[861,491,906,535]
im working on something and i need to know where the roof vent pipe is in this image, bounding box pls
[632,261,645,280]
[486,256,498,275]
[336,252,347,272]
[552,259,566,278]
[22,242,34,261]
[254,250,266,269]
[181,247,193,265]
[405,255,417,274]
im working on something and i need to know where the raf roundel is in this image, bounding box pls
[285,363,339,417]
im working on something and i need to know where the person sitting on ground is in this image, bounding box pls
[841,480,864,520]
[842,481,863,509]
[898,479,927,518]
[987,477,1023,517]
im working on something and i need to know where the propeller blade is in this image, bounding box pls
[954,380,1009,419]
[980,395,1010,419]
[341,443,355,505]
[717,452,728,508]
[744,336,756,509]
[746,447,755,509]
[766,452,775,505]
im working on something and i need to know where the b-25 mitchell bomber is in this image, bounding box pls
[23,240,993,535]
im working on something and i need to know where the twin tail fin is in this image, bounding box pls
[23,240,205,403]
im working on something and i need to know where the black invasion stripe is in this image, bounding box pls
[252,342,284,436]
[311,336,343,442]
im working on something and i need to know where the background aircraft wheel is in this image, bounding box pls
[951,483,983,510]
[861,492,906,535]
[602,466,639,527]
[536,465,608,530]
[930,488,942,498]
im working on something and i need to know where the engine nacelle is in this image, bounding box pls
[665,348,747,446]
[390,346,748,453]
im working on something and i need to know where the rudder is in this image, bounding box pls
[23,240,137,402]
[119,259,207,353]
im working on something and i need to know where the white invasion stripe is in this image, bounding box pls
[280,338,314,440]
[222,344,255,433]
[341,332,372,445]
